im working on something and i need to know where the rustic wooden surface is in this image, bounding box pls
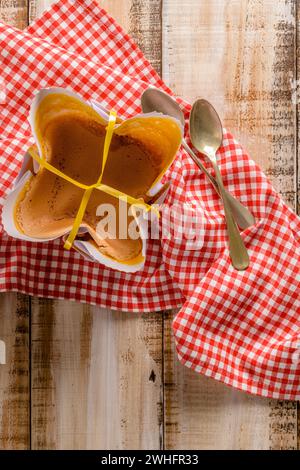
[0,293,29,450]
[0,0,299,450]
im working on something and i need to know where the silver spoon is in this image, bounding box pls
[190,99,249,270]
[141,88,255,230]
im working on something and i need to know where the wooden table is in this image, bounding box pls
[0,0,299,450]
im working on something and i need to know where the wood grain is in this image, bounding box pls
[0,293,30,450]
[269,401,298,450]
[164,311,271,450]
[163,0,296,208]
[101,0,162,74]
[0,0,30,451]
[31,299,162,449]
[28,0,164,451]
[162,0,298,450]
[28,0,50,22]
[0,0,28,28]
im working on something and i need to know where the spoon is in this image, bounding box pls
[190,99,249,270]
[141,88,255,230]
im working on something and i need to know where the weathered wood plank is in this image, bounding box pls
[164,311,271,450]
[269,401,298,450]
[165,311,298,450]
[0,0,28,28]
[31,299,163,449]
[0,0,30,451]
[29,0,164,450]
[28,0,53,22]
[0,293,30,450]
[101,0,162,75]
[163,0,296,208]
[162,0,298,449]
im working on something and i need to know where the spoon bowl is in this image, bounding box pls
[141,88,255,230]
[189,99,223,158]
[190,99,250,270]
[141,88,185,127]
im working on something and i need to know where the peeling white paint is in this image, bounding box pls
[0,340,6,365]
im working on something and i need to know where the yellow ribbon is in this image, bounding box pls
[27,109,159,251]
[64,109,117,249]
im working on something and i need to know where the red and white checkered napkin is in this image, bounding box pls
[0,0,299,399]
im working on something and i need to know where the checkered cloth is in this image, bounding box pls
[0,0,299,399]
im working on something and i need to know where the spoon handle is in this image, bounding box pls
[212,161,250,270]
[182,140,255,229]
